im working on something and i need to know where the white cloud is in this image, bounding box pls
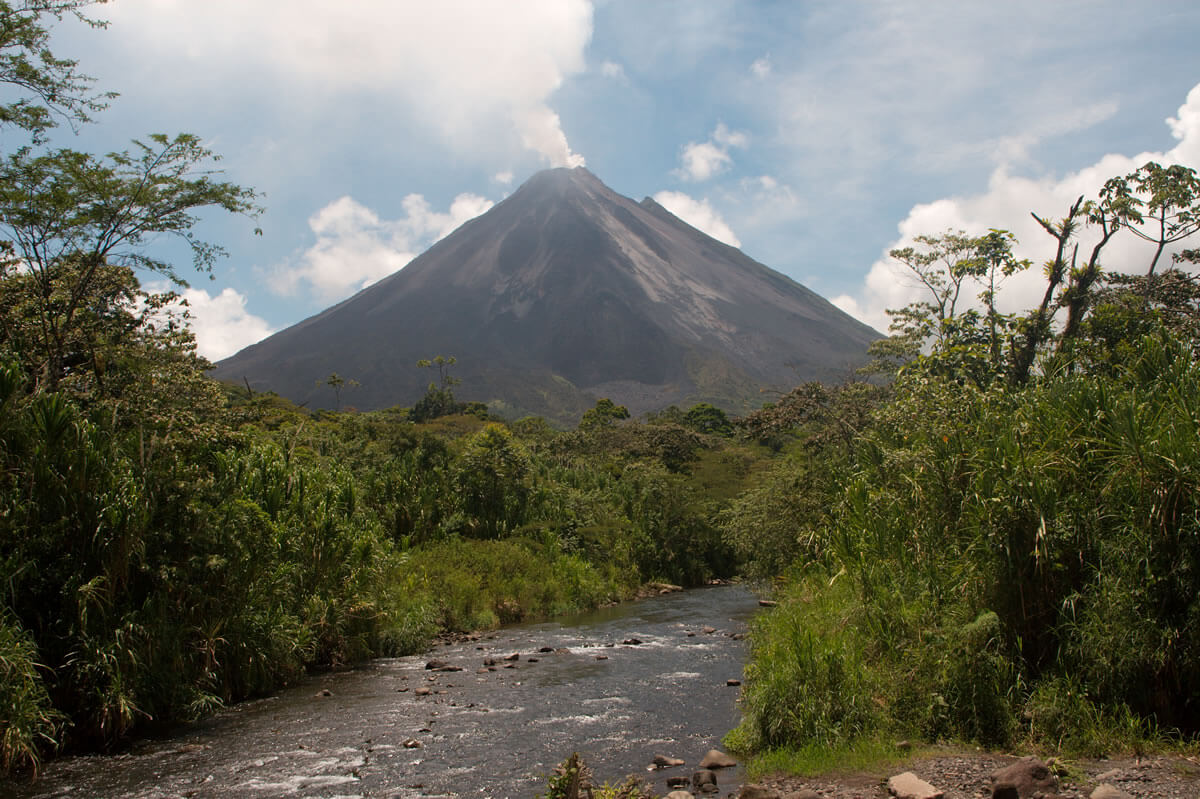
[175,287,275,361]
[751,55,771,79]
[653,190,742,247]
[600,60,626,80]
[837,81,1200,334]
[101,0,592,167]
[675,122,749,181]
[273,192,494,300]
[493,171,515,185]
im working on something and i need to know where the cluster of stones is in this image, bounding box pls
[648,748,739,797]
[736,756,1139,799]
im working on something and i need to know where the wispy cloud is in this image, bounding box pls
[653,190,741,247]
[271,192,494,301]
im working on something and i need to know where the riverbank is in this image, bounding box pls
[741,749,1200,799]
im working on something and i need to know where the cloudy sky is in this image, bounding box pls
[44,0,1200,359]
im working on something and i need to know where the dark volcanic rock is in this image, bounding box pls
[213,167,880,424]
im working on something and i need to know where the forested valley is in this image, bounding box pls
[2,0,1200,783]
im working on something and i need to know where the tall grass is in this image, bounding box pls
[734,332,1200,756]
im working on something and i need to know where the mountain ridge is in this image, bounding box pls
[213,167,880,424]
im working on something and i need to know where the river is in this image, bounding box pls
[5,585,759,799]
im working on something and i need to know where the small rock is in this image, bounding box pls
[504,653,520,661]
[476,668,489,674]
[687,632,696,637]
[622,638,642,645]
[402,738,421,748]
[730,632,746,640]
[698,749,736,769]
[1090,786,1134,799]
[666,776,691,789]
[315,688,332,697]
[794,791,820,799]
[692,769,718,792]
[482,657,497,666]
[887,771,943,799]
[538,646,555,653]
[990,756,1059,799]
[527,658,539,663]
[554,648,571,654]
[702,626,716,634]
[594,654,608,660]
[665,792,694,799]
[424,660,447,670]
[1095,769,1122,782]
[652,754,686,769]
[414,686,431,696]
[758,599,778,607]
[396,686,409,692]
[726,679,741,686]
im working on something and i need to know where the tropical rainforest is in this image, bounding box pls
[2,0,1200,780]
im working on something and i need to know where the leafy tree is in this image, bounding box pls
[457,423,531,538]
[578,397,629,430]
[0,1,113,142]
[411,355,463,422]
[0,135,260,390]
[682,402,733,436]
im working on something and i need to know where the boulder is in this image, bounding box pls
[666,776,691,789]
[414,686,431,696]
[702,626,716,634]
[424,660,447,670]
[538,646,554,653]
[698,749,737,769]
[887,771,943,799]
[990,757,1059,799]
[1090,786,1134,799]
[622,638,643,645]
[666,792,694,799]
[692,769,718,793]
[503,652,520,661]
[651,754,686,769]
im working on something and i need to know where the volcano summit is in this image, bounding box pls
[214,168,879,423]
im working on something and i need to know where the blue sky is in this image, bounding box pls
[44,0,1200,359]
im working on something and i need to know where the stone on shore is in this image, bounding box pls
[692,769,718,792]
[990,756,1059,798]
[698,749,737,769]
[888,771,943,799]
[651,754,685,769]
[1090,786,1134,799]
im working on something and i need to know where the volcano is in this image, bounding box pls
[213,167,880,424]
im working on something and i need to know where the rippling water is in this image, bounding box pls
[4,585,759,798]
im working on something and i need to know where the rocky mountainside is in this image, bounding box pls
[213,167,880,424]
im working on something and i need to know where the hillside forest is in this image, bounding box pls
[2,0,1200,779]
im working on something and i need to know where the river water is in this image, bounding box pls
[6,585,759,799]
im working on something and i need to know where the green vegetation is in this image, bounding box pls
[0,5,767,774]
[727,170,1200,766]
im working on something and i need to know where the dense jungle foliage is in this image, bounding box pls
[727,181,1200,761]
